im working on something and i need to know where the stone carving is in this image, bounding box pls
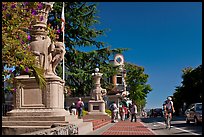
[49,42,66,75]
[30,35,51,73]
[29,2,65,76]
[22,124,78,135]
[90,68,107,101]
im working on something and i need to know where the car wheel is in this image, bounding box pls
[186,117,190,124]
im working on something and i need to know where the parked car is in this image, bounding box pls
[149,108,163,117]
[185,103,202,125]
[154,108,163,117]
[146,110,151,117]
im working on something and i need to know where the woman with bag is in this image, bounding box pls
[76,98,84,119]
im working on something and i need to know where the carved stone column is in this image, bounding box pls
[29,2,54,74]
[88,68,107,115]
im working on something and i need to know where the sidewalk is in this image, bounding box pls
[86,118,156,135]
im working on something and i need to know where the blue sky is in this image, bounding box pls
[90,2,202,109]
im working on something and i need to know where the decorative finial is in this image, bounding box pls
[95,68,99,73]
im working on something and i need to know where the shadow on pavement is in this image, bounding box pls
[151,127,166,130]
[140,117,165,123]
[173,131,190,134]
[140,116,186,123]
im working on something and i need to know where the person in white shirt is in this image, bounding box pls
[163,96,175,122]
[110,101,118,123]
[69,103,77,115]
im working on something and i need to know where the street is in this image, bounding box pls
[140,116,202,135]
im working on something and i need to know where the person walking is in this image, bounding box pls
[110,101,118,123]
[121,104,126,121]
[130,102,137,122]
[124,105,128,120]
[76,98,84,119]
[69,102,77,115]
[127,103,132,120]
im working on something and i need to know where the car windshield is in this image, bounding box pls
[196,104,202,111]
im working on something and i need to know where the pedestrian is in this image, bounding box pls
[76,98,84,119]
[142,109,146,117]
[119,105,123,120]
[124,105,128,120]
[121,104,126,121]
[69,102,77,115]
[119,105,123,121]
[127,103,132,119]
[130,102,137,122]
[109,101,118,123]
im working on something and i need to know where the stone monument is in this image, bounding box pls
[88,68,107,115]
[7,1,67,117]
[2,3,93,135]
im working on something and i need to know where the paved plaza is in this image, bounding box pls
[85,116,156,135]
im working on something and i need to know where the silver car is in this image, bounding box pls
[185,103,202,125]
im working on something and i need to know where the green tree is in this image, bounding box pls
[48,2,127,96]
[125,62,152,108]
[173,64,202,113]
[136,98,147,114]
[66,47,128,96]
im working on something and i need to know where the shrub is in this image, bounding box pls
[105,109,111,116]
[82,109,88,116]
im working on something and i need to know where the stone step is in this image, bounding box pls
[93,119,111,130]
[2,126,50,135]
[2,115,76,121]
[2,121,70,126]
[2,117,86,135]
[92,119,105,126]
[2,118,84,128]
[2,118,83,126]
[6,110,70,117]
[83,114,111,119]
[82,114,112,131]
[2,121,92,135]
[2,121,93,135]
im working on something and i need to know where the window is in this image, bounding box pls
[117,77,122,84]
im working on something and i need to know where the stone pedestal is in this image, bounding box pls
[7,75,68,116]
[2,75,86,135]
[88,100,107,115]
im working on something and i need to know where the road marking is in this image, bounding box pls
[157,122,201,135]
[153,124,160,127]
